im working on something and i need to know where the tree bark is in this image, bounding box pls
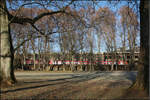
[132,1,149,94]
[31,39,36,70]
[0,0,16,85]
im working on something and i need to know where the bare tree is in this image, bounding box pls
[131,1,149,94]
[93,7,116,71]
[119,6,139,69]
[0,0,77,85]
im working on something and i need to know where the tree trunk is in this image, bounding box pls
[31,39,36,70]
[111,62,114,71]
[132,1,149,94]
[70,54,74,72]
[38,38,41,70]
[33,53,36,70]
[0,0,16,85]
[23,54,26,70]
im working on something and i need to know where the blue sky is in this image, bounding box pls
[51,1,140,53]
[7,1,140,53]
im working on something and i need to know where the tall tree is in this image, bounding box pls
[132,1,149,94]
[0,0,75,85]
[94,7,116,71]
[119,6,139,68]
[0,0,16,85]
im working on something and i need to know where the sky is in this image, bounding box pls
[51,1,140,53]
[7,0,140,54]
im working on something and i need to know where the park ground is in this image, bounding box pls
[0,71,149,100]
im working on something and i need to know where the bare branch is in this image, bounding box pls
[8,1,75,25]
[14,35,40,51]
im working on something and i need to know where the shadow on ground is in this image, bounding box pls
[1,72,106,94]
[1,71,143,100]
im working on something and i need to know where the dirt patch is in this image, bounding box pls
[0,71,149,99]
[117,88,149,100]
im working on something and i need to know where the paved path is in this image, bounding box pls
[1,71,137,99]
